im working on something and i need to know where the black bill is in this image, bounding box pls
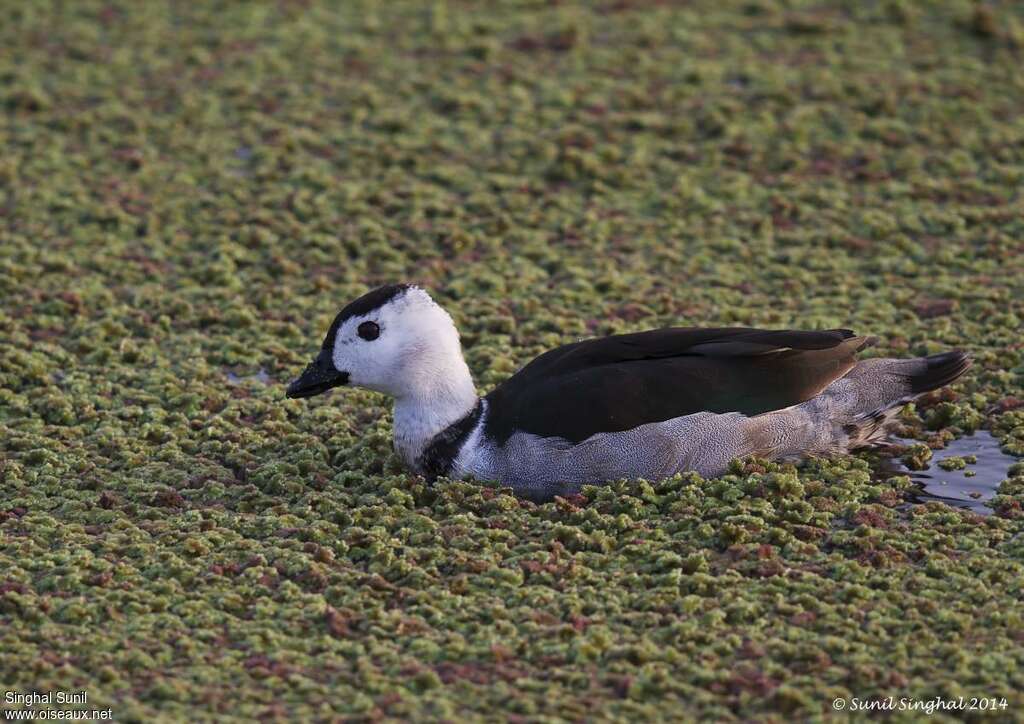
[286,353,349,399]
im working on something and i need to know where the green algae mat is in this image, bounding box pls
[3,1,1024,721]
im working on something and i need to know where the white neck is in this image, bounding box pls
[391,355,478,471]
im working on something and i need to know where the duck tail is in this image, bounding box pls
[837,351,972,450]
[907,350,973,395]
[745,351,972,459]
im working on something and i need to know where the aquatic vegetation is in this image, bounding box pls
[2,0,1023,720]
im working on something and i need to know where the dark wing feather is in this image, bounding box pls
[483,327,873,444]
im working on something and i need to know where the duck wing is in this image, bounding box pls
[482,327,874,445]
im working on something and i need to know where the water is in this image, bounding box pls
[878,431,1017,515]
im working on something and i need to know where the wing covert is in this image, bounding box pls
[483,327,872,444]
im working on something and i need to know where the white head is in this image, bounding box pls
[286,284,473,402]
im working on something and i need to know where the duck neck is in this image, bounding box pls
[392,358,479,471]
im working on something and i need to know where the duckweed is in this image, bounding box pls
[2,0,1024,720]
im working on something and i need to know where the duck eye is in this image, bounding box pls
[357,321,380,341]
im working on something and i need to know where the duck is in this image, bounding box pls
[286,284,971,501]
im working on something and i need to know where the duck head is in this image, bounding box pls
[286,284,473,402]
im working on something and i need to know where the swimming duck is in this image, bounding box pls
[286,284,971,501]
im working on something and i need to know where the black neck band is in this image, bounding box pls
[416,400,484,481]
